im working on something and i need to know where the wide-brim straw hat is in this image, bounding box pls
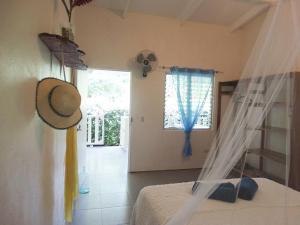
[36,77,82,129]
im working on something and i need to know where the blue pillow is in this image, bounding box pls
[209,182,237,203]
[237,177,258,200]
[192,181,200,193]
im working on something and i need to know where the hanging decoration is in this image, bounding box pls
[36,77,82,129]
[64,126,79,223]
[39,33,88,70]
[60,0,94,40]
[61,0,93,23]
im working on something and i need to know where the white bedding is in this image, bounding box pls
[131,178,300,225]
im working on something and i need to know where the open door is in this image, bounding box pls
[76,69,131,192]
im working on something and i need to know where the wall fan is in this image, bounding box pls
[136,50,158,77]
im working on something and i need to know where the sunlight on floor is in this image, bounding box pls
[72,146,131,225]
[72,146,200,225]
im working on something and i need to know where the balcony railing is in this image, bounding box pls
[86,114,104,146]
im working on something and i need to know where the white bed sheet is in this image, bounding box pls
[131,178,300,225]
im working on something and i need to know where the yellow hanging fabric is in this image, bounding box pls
[64,127,79,223]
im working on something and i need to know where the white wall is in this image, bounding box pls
[240,10,300,72]
[74,5,243,171]
[0,1,69,224]
[240,13,266,69]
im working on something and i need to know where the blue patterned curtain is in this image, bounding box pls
[170,67,214,157]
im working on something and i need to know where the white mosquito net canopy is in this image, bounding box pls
[165,0,300,224]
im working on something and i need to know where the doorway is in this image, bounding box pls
[77,69,131,191]
[85,69,130,148]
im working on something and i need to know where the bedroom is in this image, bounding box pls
[0,0,299,225]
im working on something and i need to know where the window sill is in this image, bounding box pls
[163,128,212,131]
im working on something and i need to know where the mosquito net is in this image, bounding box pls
[165,0,300,224]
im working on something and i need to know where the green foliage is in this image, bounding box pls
[86,72,130,146]
[87,75,128,101]
[104,110,126,146]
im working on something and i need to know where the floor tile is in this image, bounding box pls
[76,193,102,210]
[100,192,133,208]
[72,209,101,225]
[98,173,128,183]
[100,181,128,194]
[87,183,102,194]
[101,206,132,225]
[73,146,200,225]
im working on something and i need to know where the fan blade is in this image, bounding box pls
[73,0,93,6]
[143,65,152,73]
[147,53,157,61]
[143,65,152,77]
[137,53,145,64]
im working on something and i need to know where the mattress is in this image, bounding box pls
[131,178,300,225]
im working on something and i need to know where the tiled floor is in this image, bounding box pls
[71,146,200,225]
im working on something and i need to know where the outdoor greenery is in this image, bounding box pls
[104,110,126,146]
[86,70,130,146]
[87,72,130,113]
[89,110,126,146]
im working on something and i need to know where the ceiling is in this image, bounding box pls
[94,0,272,30]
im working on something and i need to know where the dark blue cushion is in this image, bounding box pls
[192,181,200,193]
[237,177,258,200]
[209,182,237,203]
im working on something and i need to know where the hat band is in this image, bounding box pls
[48,86,72,118]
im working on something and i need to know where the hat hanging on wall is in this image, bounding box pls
[36,77,82,129]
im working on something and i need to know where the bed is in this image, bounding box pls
[131,178,300,225]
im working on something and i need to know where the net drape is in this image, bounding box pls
[165,0,300,224]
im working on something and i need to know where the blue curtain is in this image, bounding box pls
[170,67,214,157]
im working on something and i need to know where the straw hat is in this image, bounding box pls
[36,77,82,129]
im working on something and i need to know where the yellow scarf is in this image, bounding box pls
[64,127,79,222]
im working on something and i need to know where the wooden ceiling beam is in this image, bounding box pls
[230,3,270,32]
[261,0,277,3]
[177,0,205,24]
[122,0,132,18]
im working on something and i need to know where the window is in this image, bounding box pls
[164,74,214,129]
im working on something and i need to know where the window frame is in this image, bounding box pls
[163,73,215,130]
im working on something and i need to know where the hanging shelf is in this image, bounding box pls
[38,33,88,70]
